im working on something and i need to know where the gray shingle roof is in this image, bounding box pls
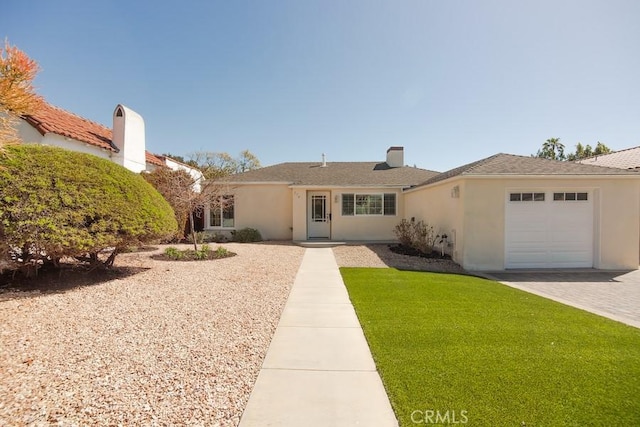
[224,162,439,187]
[414,153,640,188]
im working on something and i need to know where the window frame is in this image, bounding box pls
[341,193,397,216]
[553,192,589,202]
[509,192,545,202]
[209,195,235,228]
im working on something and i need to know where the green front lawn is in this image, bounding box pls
[341,268,640,426]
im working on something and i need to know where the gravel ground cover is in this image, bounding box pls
[0,242,462,426]
[333,244,465,273]
[0,243,304,426]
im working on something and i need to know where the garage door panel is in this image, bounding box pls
[505,191,593,269]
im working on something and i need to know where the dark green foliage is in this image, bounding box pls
[232,227,262,243]
[0,145,177,271]
[156,245,235,261]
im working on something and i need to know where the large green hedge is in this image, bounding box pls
[0,145,177,270]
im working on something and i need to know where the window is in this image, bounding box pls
[383,193,396,216]
[553,192,588,201]
[210,195,234,227]
[509,192,545,202]
[342,193,396,216]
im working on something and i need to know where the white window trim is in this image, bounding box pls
[208,196,235,229]
[341,193,397,216]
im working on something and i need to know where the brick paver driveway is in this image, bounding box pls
[488,269,640,329]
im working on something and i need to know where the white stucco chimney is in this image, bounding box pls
[112,104,146,173]
[386,146,404,168]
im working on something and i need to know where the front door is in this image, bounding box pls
[307,191,331,239]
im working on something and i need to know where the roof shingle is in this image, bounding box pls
[414,153,640,188]
[577,146,640,170]
[225,162,438,187]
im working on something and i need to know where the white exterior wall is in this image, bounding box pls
[164,157,204,193]
[17,119,112,160]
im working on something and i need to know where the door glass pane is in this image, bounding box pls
[312,196,326,222]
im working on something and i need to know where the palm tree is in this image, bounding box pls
[537,138,565,160]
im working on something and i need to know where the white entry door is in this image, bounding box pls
[308,191,331,239]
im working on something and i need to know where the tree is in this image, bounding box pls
[189,150,261,180]
[536,138,566,160]
[0,145,177,274]
[142,166,231,251]
[237,149,261,173]
[535,138,613,161]
[142,167,194,240]
[0,40,43,148]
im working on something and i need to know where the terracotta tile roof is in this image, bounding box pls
[224,162,439,187]
[22,102,118,152]
[145,151,165,167]
[413,153,640,188]
[22,101,168,169]
[577,146,640,169]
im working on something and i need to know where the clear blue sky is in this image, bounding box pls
[3,0,639,172]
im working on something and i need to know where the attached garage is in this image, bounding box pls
[505,190,593,268]
[404,153,640,271]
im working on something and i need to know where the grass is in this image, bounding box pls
[341,268,640,426]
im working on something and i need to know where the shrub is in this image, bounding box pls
[0,145,177,272]
[393,219,413,247]
[393,218,436,254]
[411,220,435,254]
[232,227,262,243]
[155,245,235,261]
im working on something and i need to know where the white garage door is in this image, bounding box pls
[505,191,593,269]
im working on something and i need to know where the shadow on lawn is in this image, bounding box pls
[0,265,150,301]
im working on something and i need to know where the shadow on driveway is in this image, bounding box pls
[487,270,635,283]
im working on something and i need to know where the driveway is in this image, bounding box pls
[488,270,640,329]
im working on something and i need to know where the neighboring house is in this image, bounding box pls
[404,154,640,270]
[220,149,640,271]
[210,147,438,242]
[17,101,203,185]
[577,146,640,170]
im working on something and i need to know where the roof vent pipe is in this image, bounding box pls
[322,153,327,167]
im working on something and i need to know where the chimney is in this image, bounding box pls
[112,104,146,173]
[386,146,404,168]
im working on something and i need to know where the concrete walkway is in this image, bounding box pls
[239,248,398,427]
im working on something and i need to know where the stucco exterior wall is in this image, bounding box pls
[405,177,640,271]
[403,180,464,261]
[205,184,293,240]
[331,188,404,241]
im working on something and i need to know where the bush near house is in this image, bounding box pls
[232,227,262,243]
[393,219,436,254]
[0,145,177,274]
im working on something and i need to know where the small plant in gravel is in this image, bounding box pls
[155,245,236,261]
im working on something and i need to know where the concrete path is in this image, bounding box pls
[239,248,398,427]
[487,270,640,329]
